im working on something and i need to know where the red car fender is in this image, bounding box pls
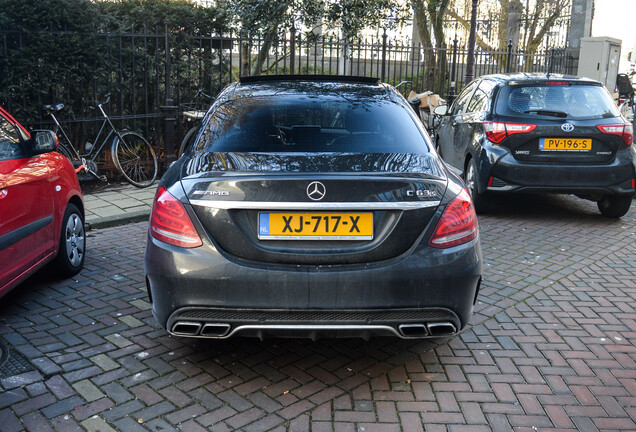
[46,152,84,252]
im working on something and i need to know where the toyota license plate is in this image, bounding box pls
[539,138,592,151]
[258,212,373,240]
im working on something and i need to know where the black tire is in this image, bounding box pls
[52,203,85,277]
[464,158,489,213]
[178,126,198,158]
[597,195,632,218]
[112,131,158,188]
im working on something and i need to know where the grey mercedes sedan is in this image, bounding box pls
[144,75,482,340]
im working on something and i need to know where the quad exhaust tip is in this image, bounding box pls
[399,322,457,338]
[201,323,231,337]
[427,322,457,337]
[171,321,232,337]
[399,324,429,338]
[172,321,202,336]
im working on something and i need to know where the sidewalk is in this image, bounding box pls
[83,183,156,230]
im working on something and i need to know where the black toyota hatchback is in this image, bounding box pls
[144,76,482,340]
[434,73,635,217]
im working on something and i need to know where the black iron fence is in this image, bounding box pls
[1,28,574,162]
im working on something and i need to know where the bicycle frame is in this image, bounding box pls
[49,102,125,165]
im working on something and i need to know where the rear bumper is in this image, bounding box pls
[144,233,482,339]
[481,151,636,196]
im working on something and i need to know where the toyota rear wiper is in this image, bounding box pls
[523,109,568,118]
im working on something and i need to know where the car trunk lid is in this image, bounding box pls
[181,152,448,265]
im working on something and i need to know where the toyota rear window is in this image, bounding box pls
[195,96,429,154]
[495,83,620,119]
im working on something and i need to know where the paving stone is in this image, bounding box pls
[41,396,84,419]
[90,354,121,372]
[102,399,145,422]
[133,401,176,422]
[0,408,23,432]
[101,382,134,404]
[73,379,105,402]
[1,371,43,390]
[80,416,118,432]
[0,388,28,409]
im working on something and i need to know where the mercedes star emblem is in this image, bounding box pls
[307,181,326,201]
[561,123,574,132]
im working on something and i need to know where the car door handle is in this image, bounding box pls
[0,189,7,199]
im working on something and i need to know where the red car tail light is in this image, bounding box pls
[597,124,633,146]
[150,186,203,248]
[483,121,536,144]
[429,189,478,249]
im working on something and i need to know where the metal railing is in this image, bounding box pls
[1,28,574,164]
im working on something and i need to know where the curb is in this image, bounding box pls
[85,210,150,231]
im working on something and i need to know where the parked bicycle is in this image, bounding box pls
[44,95,158,188]
[616,72,635,123]
[178,89,213,157]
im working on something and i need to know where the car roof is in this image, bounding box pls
[230,75,391,100]
[477,72,601,86]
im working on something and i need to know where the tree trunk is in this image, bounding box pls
[240,39,251,77]
[252,23,279,75]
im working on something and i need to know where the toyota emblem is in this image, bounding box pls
[561,123,574,132]
[307,181,326,201]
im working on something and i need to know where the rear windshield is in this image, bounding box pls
[495,83,620,119]
[195,96,428,154]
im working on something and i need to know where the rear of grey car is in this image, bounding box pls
[144,77,482,340]
[436,74,635,217]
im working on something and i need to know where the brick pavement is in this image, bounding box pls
[1,193,636,431]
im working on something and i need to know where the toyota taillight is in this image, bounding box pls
[150,186,203,248]
[483,121,537,144]
[429,189,478,249]
[597,124,633,146]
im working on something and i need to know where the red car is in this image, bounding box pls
[0,106,85,296]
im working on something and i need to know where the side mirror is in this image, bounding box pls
[433,105,449,116]
[30,130,58,155]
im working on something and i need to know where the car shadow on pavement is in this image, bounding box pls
[481,193,624,221]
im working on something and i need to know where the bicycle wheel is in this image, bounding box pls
[57,141,75,161]
[111,131,158,188]
[178,126,199,157]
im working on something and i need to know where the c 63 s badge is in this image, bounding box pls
[407,189,437,198]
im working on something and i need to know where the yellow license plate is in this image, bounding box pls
[539,138,592,151]
[258,212,373,240]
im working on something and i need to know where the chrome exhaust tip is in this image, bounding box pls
[427,322,457,337]
[171,321,202,336]
[200,323,231,337]
[398,323,429,338]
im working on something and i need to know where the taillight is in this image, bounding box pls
[150,186,203,248]
[429,189,478,249]
[483,121,536,144]
[597,124,633,146]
